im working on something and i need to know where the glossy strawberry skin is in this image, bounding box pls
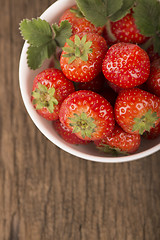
[53,119,90,144]
[146,58,160,97]
[110,12,148,44]
[102,42,150,89]
[60,32,108,82]
[31,68,75,121]
[94,125,141,154]
[114,88,160,134]
[59,5,104,35]
[59,90,115,141]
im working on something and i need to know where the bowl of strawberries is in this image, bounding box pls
[19,0,160,162]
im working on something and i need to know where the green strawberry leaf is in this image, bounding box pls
[76,0,108,27]
[19,18,72,70]
[52,20,72,47]
[106,0,123,17]
[76,0,123,26]
[110,0,134,22]
[133,0,160,36]
[19,18,53,47]
[133,0,160,55]
[70,7,84,18]
[27,40,56,70]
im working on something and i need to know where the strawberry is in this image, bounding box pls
[146,58,160,97]
[60,32,108,82]
[59,5,104,35]
[31,68,75,121]
[146,45,160,63]
[59,90,115,141]
[53,119,90,144]
[102,42,150,89]
[114,88,160,135]
[77,72,105,93]
[94,125,141,154]
[104,11,148,46]
[142,122,160,140]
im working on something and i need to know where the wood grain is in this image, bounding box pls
[0,0,160,239]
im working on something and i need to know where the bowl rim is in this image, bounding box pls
[19,0,160,163]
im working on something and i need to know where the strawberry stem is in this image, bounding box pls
[140,37,153,51]
[105,19,117,42]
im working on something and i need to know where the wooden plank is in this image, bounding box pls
[0,0,160,239]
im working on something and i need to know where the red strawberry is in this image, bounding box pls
[59,90,115,141]
[114,88,160,135]
[146,58,160,97]
[146,45,160,62]
[103,11,148,46]
[94,125,141,154]
[31,68,75,121]
[53,119,90,144]
[59,5,104,35]
[142,122,160,140]
[60,32,108,82]
[77,72,105,93]
[102,42,150,89]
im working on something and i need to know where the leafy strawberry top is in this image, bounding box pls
[133,0,160,54]
[19,0,160,70]
[62,34,92,63]
[76,0,135,25]
[78,0,160,54]
[32,83,58,113]
[19,18,72,69]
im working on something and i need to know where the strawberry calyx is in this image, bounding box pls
[32,83,58,113]
[62,34,92,64]
[98,144,128,156]
[132,109,159,135]
[68,112,97,139]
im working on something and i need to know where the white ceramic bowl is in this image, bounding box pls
[19,0,160,162]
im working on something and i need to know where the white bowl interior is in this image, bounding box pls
[19,0,160,162]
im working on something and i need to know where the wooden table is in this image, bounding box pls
[1,0,160,239]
